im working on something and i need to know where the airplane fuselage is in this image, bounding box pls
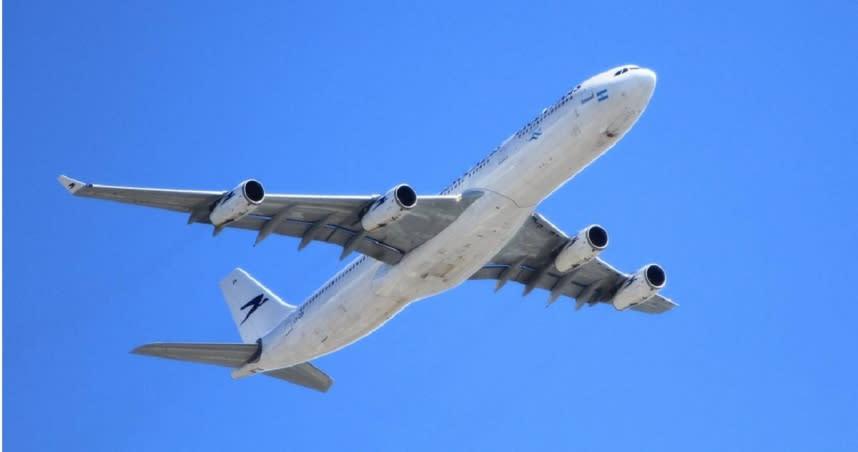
[245,66,657,374]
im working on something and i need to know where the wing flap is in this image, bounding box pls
[225,214,407,264]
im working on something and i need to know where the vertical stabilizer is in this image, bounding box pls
[220,268,295,343]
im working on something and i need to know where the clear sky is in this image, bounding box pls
[5,1,858,450]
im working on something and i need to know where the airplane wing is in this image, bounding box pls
[470,213,678,314]
[58,175,481,265]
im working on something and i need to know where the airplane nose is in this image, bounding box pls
[636,68,657,95]
[614,67,656,115]
[628,68,656,101]
[595,67,656,138]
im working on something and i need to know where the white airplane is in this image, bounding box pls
[59,65,676,392]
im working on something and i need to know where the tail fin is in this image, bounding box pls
[220,268,295,343]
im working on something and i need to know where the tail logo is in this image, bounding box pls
[240,294,269,325]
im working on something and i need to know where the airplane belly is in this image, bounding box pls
[373,190,531,299]
[258,260,412,368]
[257,192,532,370]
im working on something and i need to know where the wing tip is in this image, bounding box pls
[57,175,87,194]
[320,379,334,393]
[309,375,334,393]
[130,343,158,356]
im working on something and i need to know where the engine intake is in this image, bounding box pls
[554,225,609,272]
[612,263,666,310]
[361,184,417,231]
[242,180,265,203]
[644,264,666,288]
[209,179,265,226]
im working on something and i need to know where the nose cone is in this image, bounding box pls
[587,65,657,111]
[620,68,656,109]
[632,68,657,101]
[588,66,657,139]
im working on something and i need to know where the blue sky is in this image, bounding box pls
[5,1,857,450]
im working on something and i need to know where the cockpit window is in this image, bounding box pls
[614,66,641,76]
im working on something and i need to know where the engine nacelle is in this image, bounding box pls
[361,184,417,231]
[209,179,265,226]
[554,225,609,272]
[612,264,667,310]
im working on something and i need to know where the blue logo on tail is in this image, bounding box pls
[240,294,269,325]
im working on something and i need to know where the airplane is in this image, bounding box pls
[59,65,676,393]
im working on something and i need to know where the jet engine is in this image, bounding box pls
[209,179,265,226]
[554,225,609,272]
[612,264,666,310]
[361,184,418,231]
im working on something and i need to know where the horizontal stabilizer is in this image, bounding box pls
[132,342,259,367]
[132,342,333,392]
[264,363,333,393]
